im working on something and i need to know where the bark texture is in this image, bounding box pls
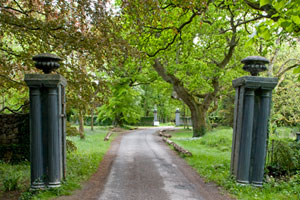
[153,59,211,137]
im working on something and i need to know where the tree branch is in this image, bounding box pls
[0,103,29,114]
[153,59,197,108]
[147,12,197,57]
[0,74,26,86]
[276,62,300,78]
[0,47,21,57]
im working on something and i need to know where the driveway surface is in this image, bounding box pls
[98,128,233,200]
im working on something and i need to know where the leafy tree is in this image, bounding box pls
[245,0,300,38]
[0,0,133,138]
[121,0,262,137]
[98,79,142,127]
[140,81,180,122]
[268,43,300,127]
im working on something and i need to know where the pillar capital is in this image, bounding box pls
[232,76,277,90]
[25,74,67,88]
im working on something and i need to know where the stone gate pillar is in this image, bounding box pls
[230,56,277,186]
[25,53,67,189]
[153,108,159,126]
[175,108,180,126]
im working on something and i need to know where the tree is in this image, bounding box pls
[267,43,300,127]
[121,0,263,137]
[244,0,300,38]
[98,78,142,127]
[0,0,132,137]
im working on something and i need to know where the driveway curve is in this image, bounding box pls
[98,127,233,200]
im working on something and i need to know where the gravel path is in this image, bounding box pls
[57,127,234,200]
[98,128,233,200]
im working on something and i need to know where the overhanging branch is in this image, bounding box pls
[147,12,197,57]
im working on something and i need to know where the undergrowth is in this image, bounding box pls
[169,128,300,200]
[0,126,114,200]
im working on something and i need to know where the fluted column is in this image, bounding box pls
[251,90,271,186]
[47,87,61,187]
[236,89,255,184]
[29,87,44,189]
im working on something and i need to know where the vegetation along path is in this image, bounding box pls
[60,127,234,200]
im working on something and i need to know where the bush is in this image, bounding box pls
[2,171,21,191]
[66,139,77,152]
[66,122,80,136]
[133,116,154,126]
[267,139,300,177]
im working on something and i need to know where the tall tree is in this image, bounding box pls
[0,0,132,135]
[121,0,263,136]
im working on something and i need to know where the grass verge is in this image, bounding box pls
[169,127,300,200]
[0,126,115,200]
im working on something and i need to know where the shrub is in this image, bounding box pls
[66,122,80,136]
[66,139,77,152]
[267,139,300,177]
[2,172,21,191]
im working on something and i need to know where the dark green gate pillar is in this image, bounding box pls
[153,108,159,126]
[230,56,277,186]
[25,53,67,189]
[29,88,44,189]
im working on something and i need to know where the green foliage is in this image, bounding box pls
[66,122,80,137]
[270,43,300,127]
[66,139,77,153]
[169,127,300,199]
[1,126,113,199]
[133,116,154,126]
[98,80,142,127]
[0,161,30,193]
[2,171,21,191]
[253,0,300,43]
[139,82,178,123]
[267,139,300,176]
[208,90,235,127]
[121,0,261,136]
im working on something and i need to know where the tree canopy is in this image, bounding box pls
[1,0,300,138]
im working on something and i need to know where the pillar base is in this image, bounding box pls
[251,181,263,187]
[48,181,61,188]
[30,182,45,190]
[237,180,249,185]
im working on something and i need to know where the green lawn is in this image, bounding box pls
[169,127,300,200]
[0,126,115,200]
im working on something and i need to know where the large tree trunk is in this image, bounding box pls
[153,59,211,137]
[153,59,220,137]
[151,21,237,137]
[79,111,85,139]
[190,105,207,137]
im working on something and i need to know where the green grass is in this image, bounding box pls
[169,127,300,200]
[0,126,115,200]
[0,161,30,192]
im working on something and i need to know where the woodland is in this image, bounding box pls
[1,1,300,199]
[0,0,300,138]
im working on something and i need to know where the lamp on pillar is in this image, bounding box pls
[25,53,67,189]
[230,56,278,187]
[241,56,269,76]
[33,53,62,74]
